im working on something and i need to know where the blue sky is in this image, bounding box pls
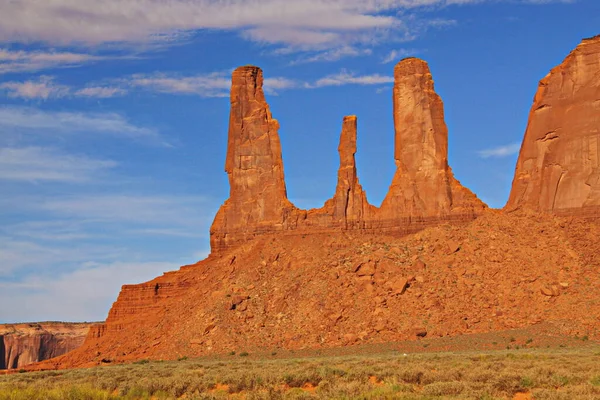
[0,0,598,323]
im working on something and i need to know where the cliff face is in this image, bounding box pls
[506,35,600,214]
[210,67,299,252]
[380,58,484,218]
[210,59,486,253]
[0,323,92,369]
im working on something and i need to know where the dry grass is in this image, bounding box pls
[1,346,600,399]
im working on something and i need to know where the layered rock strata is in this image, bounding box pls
[506,35,600,215]
[0,322,92,369]
[211,60,486,253]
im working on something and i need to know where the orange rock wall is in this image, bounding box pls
[0,323,91,369]
[506,35,600,213]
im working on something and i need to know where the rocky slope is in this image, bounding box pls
[36,211,600,370]
[0,322,92,369]
[506,35,600,215]
[33,36,600,370]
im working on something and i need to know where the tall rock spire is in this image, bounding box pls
[380,58,485,217]
[506,35,600,213]
[210,66,296,252]
[324,115,372,227]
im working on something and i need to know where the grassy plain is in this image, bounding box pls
[1,343,600,399]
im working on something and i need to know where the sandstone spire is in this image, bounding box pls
[380,58,485,217]
[506,35,600,213]
[323,115,372,227]
[210,66,296,252]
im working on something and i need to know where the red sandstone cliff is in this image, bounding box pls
[0,322,91,369]
[210,67,300,252]
[380,58,485,218]
[506,35,600,214]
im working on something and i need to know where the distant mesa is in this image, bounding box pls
[0,322,92,370]
[209,58,487,253]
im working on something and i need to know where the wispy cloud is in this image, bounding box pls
[0,191,213,320]
[309,70,394,88]
[40,194,210,227]
[381,48,419,64]
[0,147,117,182]
[127,72,231,97]
[290,46,372,64]
[0,49,104,74]
[0,260,179,322]
[477,143,521,158]
[74,86,127,98]
[1,76,126,99]
[1,76,70,99]
[0,1,573,51]
[0,106,166,145]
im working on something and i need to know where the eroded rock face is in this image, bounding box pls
[211,61,486,253]
[380,58,485,218]
[0,323,91,369]
[322,115,374,228]
[506,35,600,214]
[210,66,299,252]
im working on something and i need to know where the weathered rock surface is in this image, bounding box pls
[380,58,484,218]
[0,322,92,369]
[210,66,299,252]
[321,115,374,228]
[506,35,600,215]
[33,211,600,370]
[211,61,486,253]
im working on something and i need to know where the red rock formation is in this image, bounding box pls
[380,58,485,218]
[210,66,299,252]
[0,322,91,369]
[33,211,600,370]
[506,35,600,214]
[29,41,600,370]
[322,115,374,228]
[210,61,486,253]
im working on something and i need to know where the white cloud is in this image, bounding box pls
[382,48,419,64]
[127,72,231,97]
[0,106,166,145]
[39,194,210,227]
[0,0,571,50]
[309,70,394,88]
[477,142,521,158]
[290,46,373,64]
[0,49,103,74]
[0,147,117,182]
[74,86,127,98]
[0,76,70,99]
[0,260,181,322]
[1,76,127,99]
